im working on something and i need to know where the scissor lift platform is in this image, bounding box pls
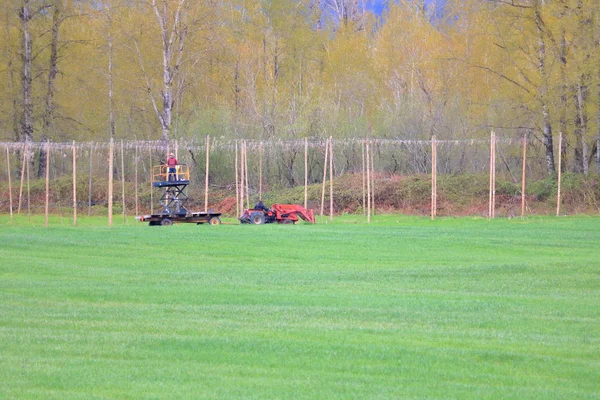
[136,163,222,226]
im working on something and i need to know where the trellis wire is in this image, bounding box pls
[0,135,566,224]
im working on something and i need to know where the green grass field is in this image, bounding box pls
[0,215,599,399]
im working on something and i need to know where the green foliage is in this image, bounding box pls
[561,173,600,210]
[0,0,596,154]
[529,176,557,201]
[495,179,521,196]
[394,175,432,208]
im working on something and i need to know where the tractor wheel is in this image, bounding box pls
[250,212,265,225]
[161,218,173,226]
[282,219,294,224]
[208,216,221,226]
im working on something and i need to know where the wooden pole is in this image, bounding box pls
[205,135,210,212]
[488,132,495,219]
[6,146,13,222]
[304,138,308,209]
[521,134,527,217]
[26,151,30,220]
[329,136,333,221]
[45,140,50,227]
[431,135,437,220]
[362,140,366,215]
[320,138,328,217]
[492,132,496,218]
[366,141,371,223]
[17,142,26,214]
[259,142,263,200]
[108,138,114,226]
[235,141,240,216]
[244,140,249,209]
[88,143,93,216]
[73,141,77,226]
[240,140,245,213]
[121,140,126,223]
[135,145,139,216]
[149,147,153,215]
[371,145,375,216]
[557,132,563,216]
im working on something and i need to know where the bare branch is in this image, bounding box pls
[132,37,164,129]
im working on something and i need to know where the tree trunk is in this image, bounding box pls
[597,68,600,172]
[107,2,116,139]
[234,60,240,112]
[596,10,600,173]
[39,1,62,178]
[535,6,555,174]
[559,27,568,172]
[4,7,19,142]
[20,0,34,144]
[573,81,587,173]
[149,0,187,142]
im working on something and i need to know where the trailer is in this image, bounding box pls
[137,163,222,226]
[137,211,222,226]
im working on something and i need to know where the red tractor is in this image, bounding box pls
[239,203,315,225]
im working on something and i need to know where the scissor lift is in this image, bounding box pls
[136,164,221,226]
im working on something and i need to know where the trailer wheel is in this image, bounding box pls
[161,218,173,226]
[250,212,265,225]
[208,216,221,226]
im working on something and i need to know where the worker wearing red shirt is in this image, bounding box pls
[167,153,178,181]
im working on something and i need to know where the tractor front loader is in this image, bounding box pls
[239,204,315,225]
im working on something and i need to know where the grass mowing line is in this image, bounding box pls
[0,215,599,399]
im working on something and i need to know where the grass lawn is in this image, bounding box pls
[0,214,599,399]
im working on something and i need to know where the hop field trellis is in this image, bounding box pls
[0,134,590,223]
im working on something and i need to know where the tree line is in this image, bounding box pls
[1,0,598,178]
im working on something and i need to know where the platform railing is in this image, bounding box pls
[152,164,190,183]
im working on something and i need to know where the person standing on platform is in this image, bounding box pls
[167,153,178,181]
